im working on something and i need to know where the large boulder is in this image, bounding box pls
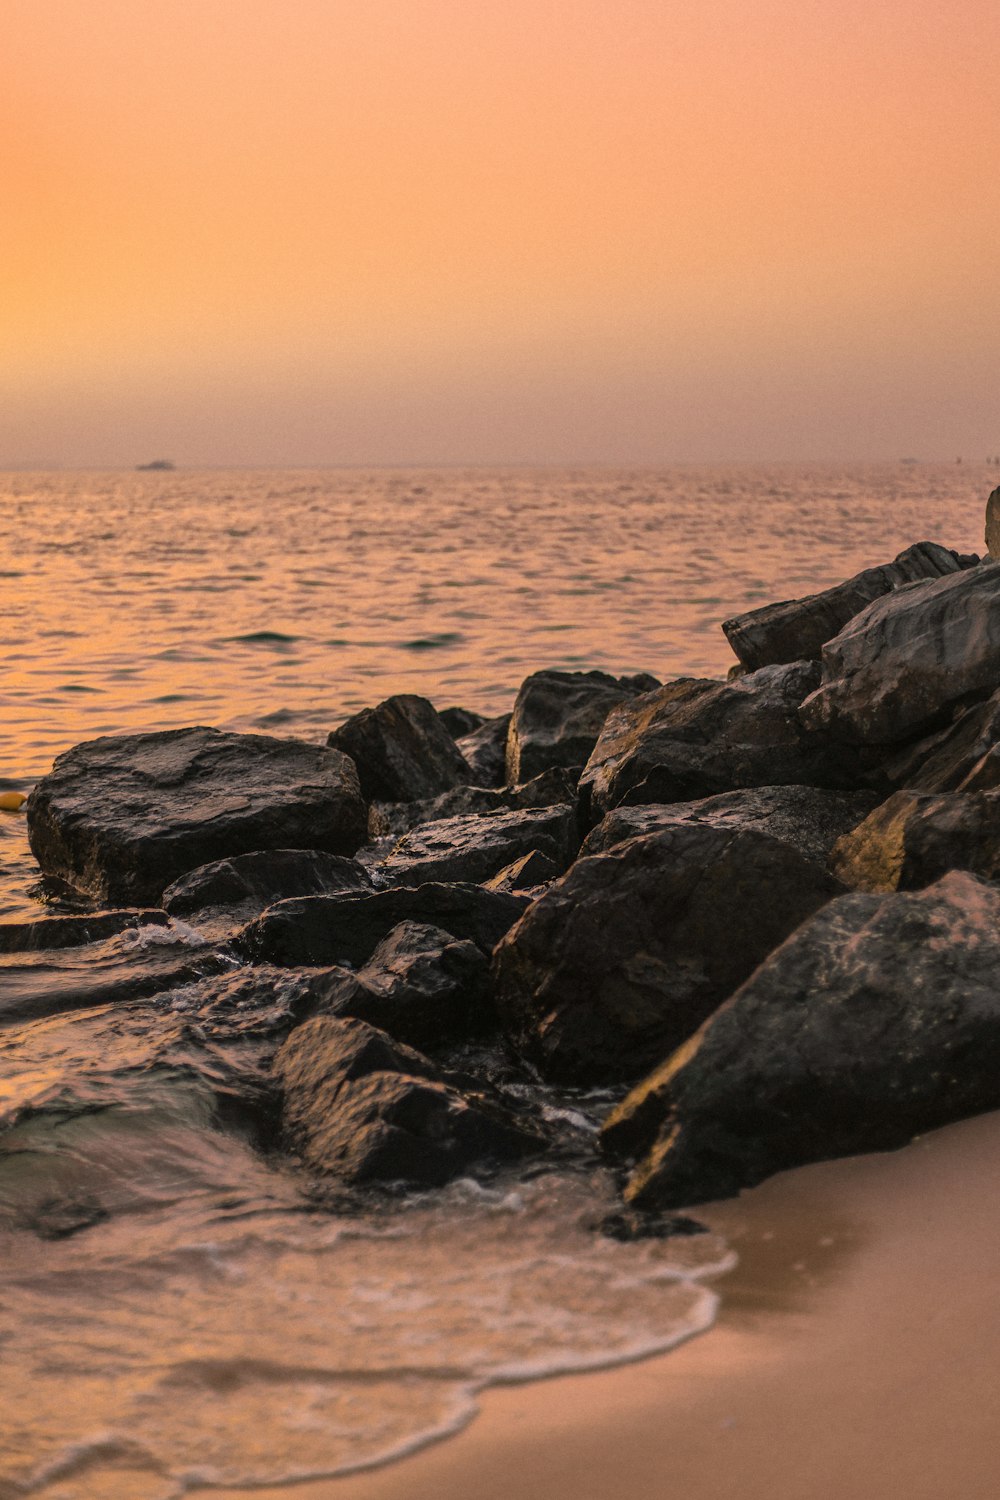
[492,823,843,1086]
[273,1015,542,1187]
[307,921,494,1051]
[327,694,471,803]
[578,662,869,822]
[162,849,373,938]
[799,563,1000,745]
[601,873,1000,1208]
[26,728,367,907]
[363,805,579,888]
[882,689,1000,794]
[582,785,878,866]
[367,766,577,841]
[457,714,511,787]
[830,789,1000,891]
[505,670,660,785]
[721,541,968,671]
[234,883,530,968]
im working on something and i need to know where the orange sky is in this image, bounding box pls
[3,0,999,465]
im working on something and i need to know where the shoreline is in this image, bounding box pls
[208,1106,1000,1500]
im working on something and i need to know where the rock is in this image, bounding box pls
[492,823,843,1085]
[986,485,1000,557]
[799,563,1000,745]
[829,789,1000,891]
[364,805,579,888]
[327,694,471,803]
[582,785,879,866]
[273,1015,543,1187]
[0,909,170,954]
[367,766,577,842]
[484,849,562,894]
[439,706,486,738]
[881,689,1000,793]
[721,541,968,671]
[162,849,373,938]
[578,662,870,822]
[234,883,530,968]
[307,921,493,1050]
[26,727,367,907]
[456,714,511,787]
[506,670,660,785]
[601,872,1000,1208]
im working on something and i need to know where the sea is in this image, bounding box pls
[0,463,989,1498]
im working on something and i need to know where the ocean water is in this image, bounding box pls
[0,463,990,1497]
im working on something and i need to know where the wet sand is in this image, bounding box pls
[212,1107,1000,1500]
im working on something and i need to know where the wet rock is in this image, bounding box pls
[579,662,869,822]
[0,909,170,954]
[457,714,511,787]
[721,541,967,672]
[601,873,1000,1208]
[506,670,660,785]
[882,689,1000,794]
[492,823,843,1086]
[162,849,373,938]
[439,706,486,738]
[484,849,562,894]
[364,805,579,889]
[26,727,367,907]
[274,1015,543,1187]
[582,785,879,866]
[327,694,471,803]
[829,789,1000,892]
[799,563,1000,745]
[234,883,530,969]
[307,921,492,1050]
[367,766,577,841]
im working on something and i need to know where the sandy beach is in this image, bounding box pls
[210,1106,1000,1500]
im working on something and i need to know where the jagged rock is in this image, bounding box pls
[829,789,1000,891]
[882,689,1000,793]
[492,823,843,1085]
[364,805,579,888]
[0,909,170,954]
[799,563,1000,745]
[273,1015,542,1187]
[506,670,660,785]
[456,714,512,787]
[578,662,871,823]
[601,873,1000,1208]
[439,706,486,738]
[367,766,577,840]
[721,541,968,671]
[307,921,492,1049]
[234,883,530,969]
[484,849,562,894]
[582,785,878,866]
[327,694,471,803]
[162,849,373,938]
[26,728,367,907]
[986,486,1000,558]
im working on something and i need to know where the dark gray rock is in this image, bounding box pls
[578,662,871,823]
[986,485,1000,558]
[799,563,1000,745]
[457,714,511,787]
[601,873,1000,1208]
[830,789,1000,891]
[234,883,530,969]
[26,727,367,907]
[506,670,660,785]
[162,849,373,938]
[365,805,579,889]
[0,909,170,954]
[882,689,1000,794]
[366,766,577,841]
[439,706,486,739]
[582,785,879,866]
[274,1015,543,1187]
[722,541,967,671]
[308,921,493,1050]
[492,823,843,1086]
[484,849,562,894]
[327,694,471,803]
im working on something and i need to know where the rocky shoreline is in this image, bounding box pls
[13,490,1000,1227]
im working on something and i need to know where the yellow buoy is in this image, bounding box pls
[0,791,26,812]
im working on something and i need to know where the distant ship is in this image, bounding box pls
[136,459,176,471]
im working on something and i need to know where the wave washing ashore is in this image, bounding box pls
[0,464,997,1498]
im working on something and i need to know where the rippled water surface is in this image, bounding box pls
[0,464,990,1496]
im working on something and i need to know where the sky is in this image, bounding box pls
[3,0,999,467]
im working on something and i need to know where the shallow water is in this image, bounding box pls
[0,463,990,1495]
